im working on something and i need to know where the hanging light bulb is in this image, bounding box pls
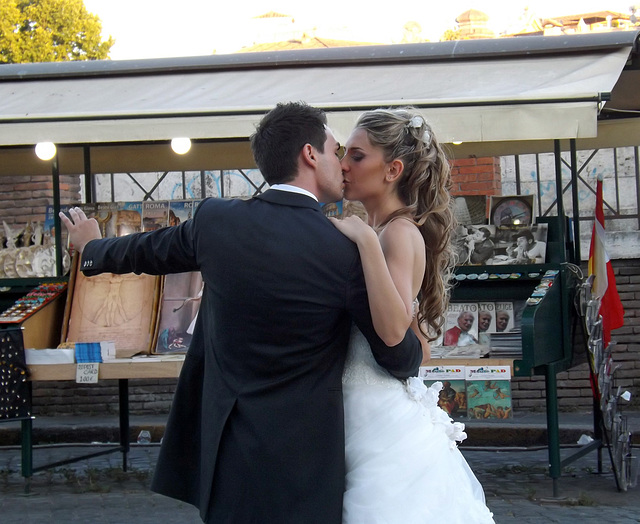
[35,142,57,160]
[171,137,192,155]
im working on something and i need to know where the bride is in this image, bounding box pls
[331,108,495,523]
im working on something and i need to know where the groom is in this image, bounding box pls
[59,102,422,524]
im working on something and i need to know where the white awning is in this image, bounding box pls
[0,33,636,147]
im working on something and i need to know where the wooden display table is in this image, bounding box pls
[19,358,184,488]
[28,359,185,381]
[429,358,514,367]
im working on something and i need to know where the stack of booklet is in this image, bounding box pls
[432,300,526,358]
[420,364,513,419]
[488,330,523,358]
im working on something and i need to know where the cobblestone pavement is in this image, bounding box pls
[1,443,638,523]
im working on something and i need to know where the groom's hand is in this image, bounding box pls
[59,207,102,254]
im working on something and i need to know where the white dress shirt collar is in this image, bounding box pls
[269,184,318,202]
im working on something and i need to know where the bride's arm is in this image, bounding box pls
[330,216,425,349]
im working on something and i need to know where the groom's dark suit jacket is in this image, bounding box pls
[80,190,422,523]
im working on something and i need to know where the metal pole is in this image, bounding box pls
[51,155,63,277]
[83,146,94,203]
[635,146,640,231]
[545,361,562,498]
[570,139,580,264]
[554,140,564,219]
[119,379,130,472]
[535,154,542,218]
[21,417,33,492]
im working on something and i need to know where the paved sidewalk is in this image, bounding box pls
[2,409,639,447]
[1,442,639,523]
[1,410,638,523]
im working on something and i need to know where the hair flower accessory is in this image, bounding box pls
[409,115,424,128]
[408,115,431,144]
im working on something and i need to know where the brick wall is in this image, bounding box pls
[601,259,640,409]
[0,176,81,228]
[450,157,502,196]
[31,379,178,416]
[511,259,640,412]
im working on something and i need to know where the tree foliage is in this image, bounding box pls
[440,28,463,41]
[0,0,114,63]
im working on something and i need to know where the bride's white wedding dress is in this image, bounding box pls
[342,326,495,524]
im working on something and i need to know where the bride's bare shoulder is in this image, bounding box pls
[379,217,422,245]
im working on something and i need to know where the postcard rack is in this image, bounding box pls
[572,275,637,491]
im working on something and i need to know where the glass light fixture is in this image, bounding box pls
[35,142,57,160]
[171,137,192,155]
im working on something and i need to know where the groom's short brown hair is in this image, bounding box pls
[251,102,327,185]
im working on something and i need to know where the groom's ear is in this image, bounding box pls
[301,143,317,168]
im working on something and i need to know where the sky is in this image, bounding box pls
[83,1,638,60]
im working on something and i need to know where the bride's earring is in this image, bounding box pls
[386,166,396,182]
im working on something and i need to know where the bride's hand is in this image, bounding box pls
[328,216,376,244]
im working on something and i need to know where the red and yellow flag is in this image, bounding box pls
[587,175,625,347]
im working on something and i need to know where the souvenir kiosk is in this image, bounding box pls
[0,31,638,494]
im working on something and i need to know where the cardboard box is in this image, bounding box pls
[0,283,67,350]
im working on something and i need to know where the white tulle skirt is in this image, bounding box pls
[342,328,494,524]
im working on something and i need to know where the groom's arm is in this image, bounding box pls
[60,202,203,277]
[346,257,422,379]
[369,328,422,379]
[80,220,199,277]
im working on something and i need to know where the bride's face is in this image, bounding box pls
[340,128,389,202]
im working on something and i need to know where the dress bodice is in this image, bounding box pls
[342,325,404,389]
[343,297,419,388]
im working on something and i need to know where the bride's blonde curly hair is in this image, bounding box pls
[354,107,456,341]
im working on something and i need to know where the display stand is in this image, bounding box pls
[0,327,31,420]
[16,359,184,492]
[451,215,582,496]
[570,274,637,491]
